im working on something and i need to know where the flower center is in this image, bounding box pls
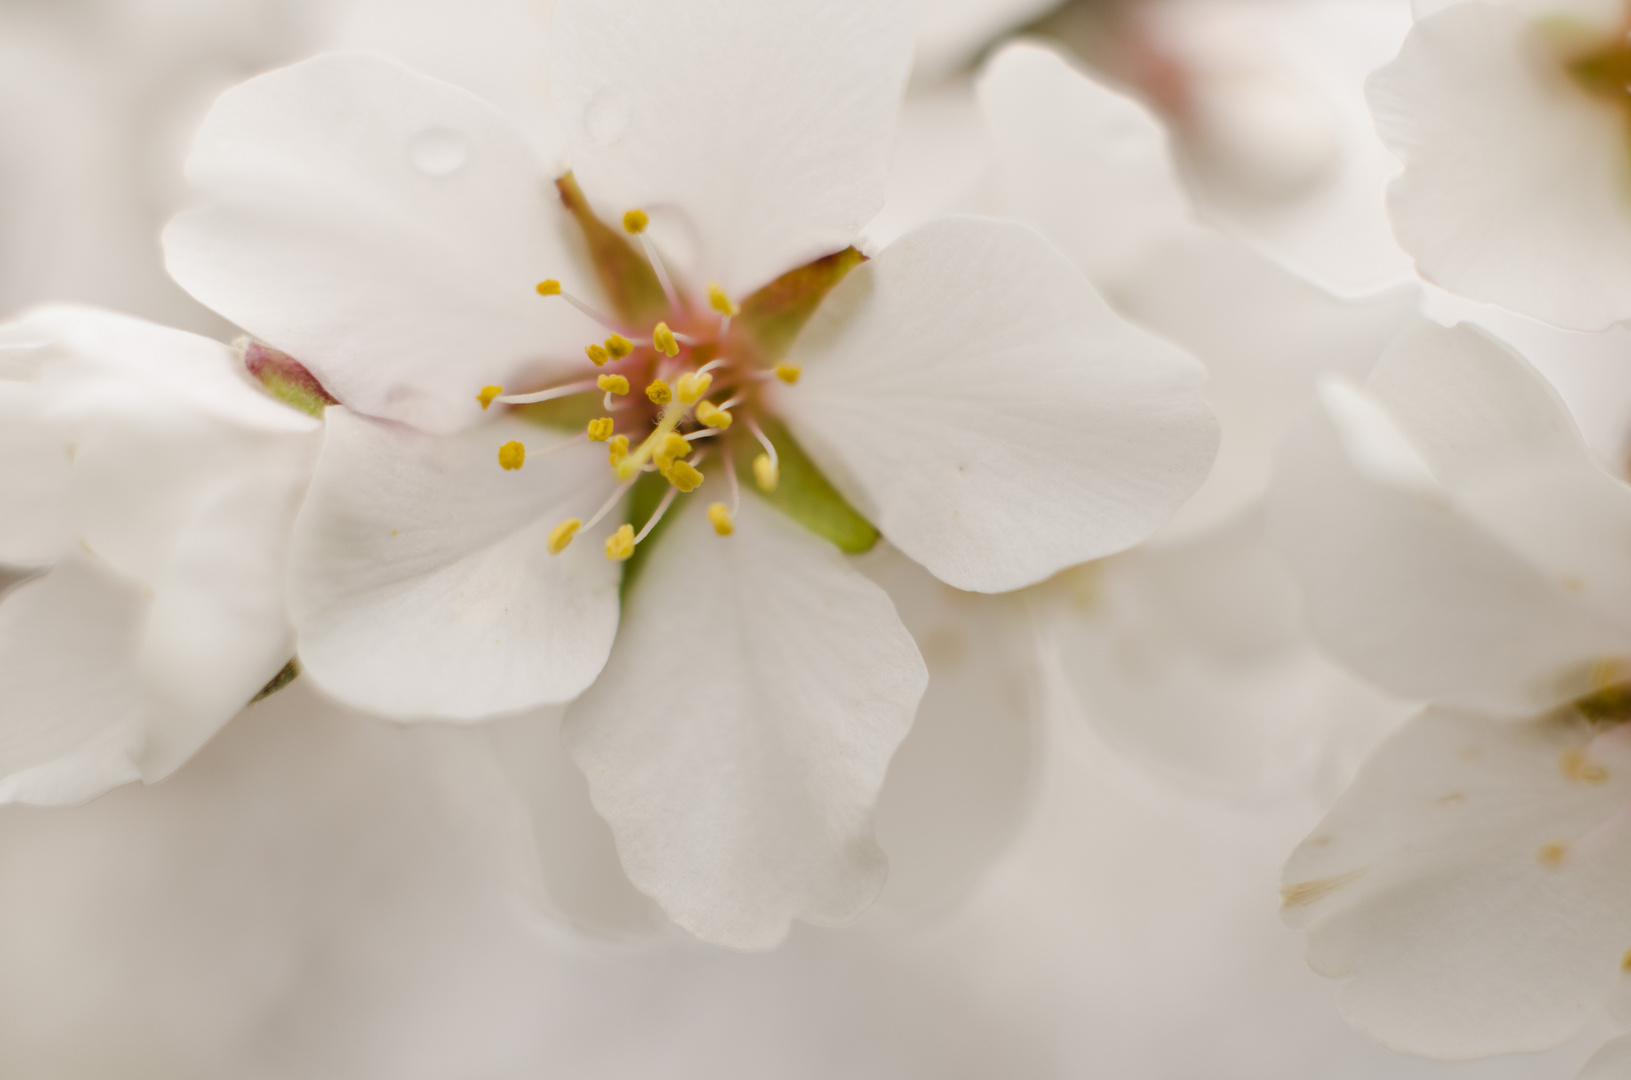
[474,196,805,564]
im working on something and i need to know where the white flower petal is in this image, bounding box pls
[165,53,602,435]
[137,464,313,782]
[1108,232,1419,538]
[1371,3,1631,329]
[0,559,146,806]
[288,407,622,721]
[563,492,926,949]
[1054,506,1412,805]
[1580,1034,1631,1079]
[777,214,1218,593]
[1366,322,1631,632]
[976,40,1192,285]
[549,0,917,296]
[1282,706,1631,1057]
[854,543,1041,914]
[0,378,70,566]
[1269,382,1631,715]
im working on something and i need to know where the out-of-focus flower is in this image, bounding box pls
[0,305,318,804]
[162,0,1218,948]
[1270,320,1631,1059]
[1270,321,1631,718]
[972,40,1416,801]
[1371,0,1631,329]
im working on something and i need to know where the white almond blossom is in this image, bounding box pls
[1371,0,1631,329]
[0,305,319,805]
[1270,319,1631,1059]
[972,40,1416,801]
[162,0,1218,947]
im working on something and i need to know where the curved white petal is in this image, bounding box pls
[855,543,1042,915]
[549,0,917,296]
[1366,322,1631,632]
[1371,3,1631,329]
[165,53,602,435]
[1282,706,1631,1057]
[563,492,926,949]
[1580,1034,1631,1079]
[137,461,314,782]
[777,215,1218,593]
[289,407,622,721]
[1109,232,1419,539]
[976,40,1192,285]
[1269,378,1631,715]
[0,378,70,566]
[0,559,146,806]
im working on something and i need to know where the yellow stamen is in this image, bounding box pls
[695,401,732,429]
[585,343,611,366]
[707,284,739,317]
[753,453,778,493]
[536,279,562,296]
[622,209,649,234]
[605,523,635,561]
[665,459,704,492]
[607,434,629,466]
[646,379,672,405]
[653,432,691,469]
[653,322,679,357]
[708,502,734,535]
[498,440,526,471]
[546,518,581,555]
[587,417,615,442]
[597,374,629,395]
[677,371,712,404]
[775,363,801,384]
[478,385,503,409]
[604,334,633,360]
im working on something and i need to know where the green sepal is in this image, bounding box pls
[251,658,300,703]
[555,172,670,327]
[618,470,686,601]
[740,416,878,554]
[734,246,865,362]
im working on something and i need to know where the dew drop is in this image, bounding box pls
[409,128,470,177]
[584,84,630,146]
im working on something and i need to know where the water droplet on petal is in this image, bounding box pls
[584,84,630,146]
[409,128,470,177]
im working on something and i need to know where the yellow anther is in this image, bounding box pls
[695,401,732,429]
[708,502,734,535]
[546,518,581,555]
[498,440,526,471]
[598,374,629,395]
[708,284,739,317]
[536,279,562,296]
[585,343,611,366]
[605,524,635,561]
[646,379,673,405]
[477,385,503,409]
[653,322,679,357]
[753,453,779,493]
[604,334,633,360]
[623,209,649,234]
[677,371,713,404]
[665,459,704,492]
[587,417,615,442]
[775,363,801,384]
[607,434,629,466]
[653,432,691,469]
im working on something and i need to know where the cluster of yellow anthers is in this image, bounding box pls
[473,207,802,566]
